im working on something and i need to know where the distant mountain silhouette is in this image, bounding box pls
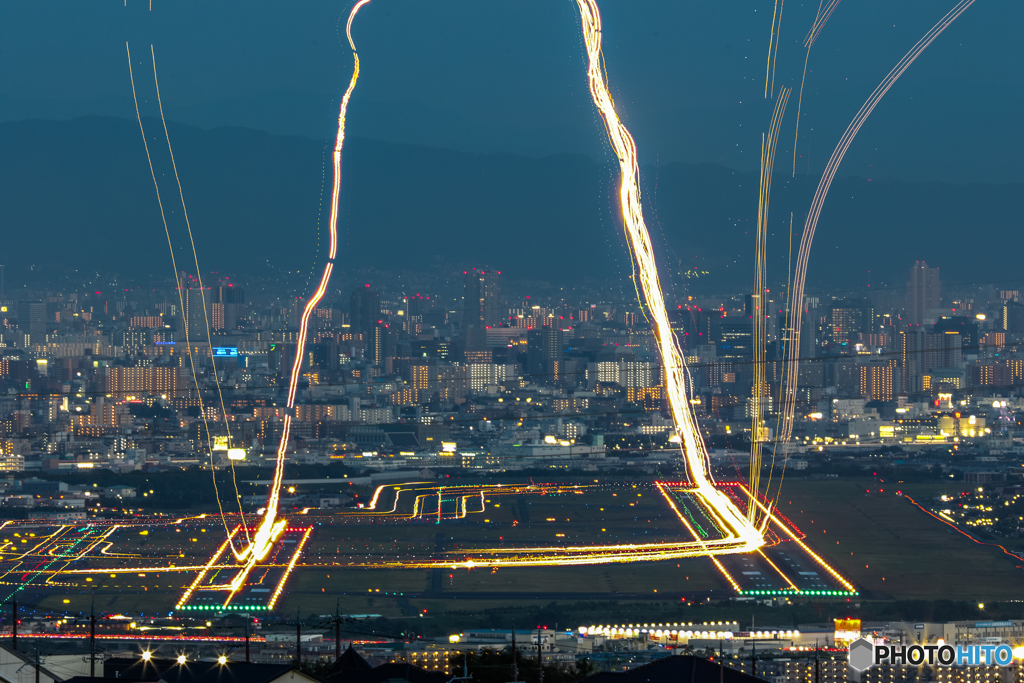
[1,116,1020,293]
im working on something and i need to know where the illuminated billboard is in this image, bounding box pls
[835,618,862,645]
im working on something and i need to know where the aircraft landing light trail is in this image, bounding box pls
[0,481,856,608]
[573,0,765,551]
[110,0,973,613]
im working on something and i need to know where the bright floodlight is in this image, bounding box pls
[217,655,228,665]
[176,655,186,665]
[141,651,152,661]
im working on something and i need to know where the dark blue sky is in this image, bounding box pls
[2,0,1020,183]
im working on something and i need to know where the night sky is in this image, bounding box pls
[1,0,1020,184]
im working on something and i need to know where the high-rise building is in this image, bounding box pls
[907,261,941,325]
[183,287,212,341]
[527,326,563,383]
[463,269,501,328]
[1002,300,1024,333]
[933,316,979,353]
[17,301,47,338]
[828,299,874,343]
[924,331,963,372]
[369,323,395,367]
[350,285,381,336]
[717,320,753,362]
[215,283,245,330]
[860,359,896,401]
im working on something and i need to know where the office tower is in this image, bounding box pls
[907,261,941,325]
[407,293,433,318]
[923,331,963,373]
[17,301,47,338]
[933,316,979,353]
[827,299,874,343]
[463,268,501,328]
[215,283,245,330]
[671,307,718,350]
[350,285,381,337]
[717,319,753,362]
[526,325,563,383]
[183,287,212,341]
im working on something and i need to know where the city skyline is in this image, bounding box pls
[0,0,1022,680]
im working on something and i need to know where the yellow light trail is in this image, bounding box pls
[574,0,763,555]
[149,45,250,550]
[750,87,790,530]
[127,41,242,554]
[237,0,372,572]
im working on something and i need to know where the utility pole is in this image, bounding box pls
[11,598,17,652]
[245,615,251,664]
[751,640,756,678]
[536,630,543,683]
[296,609,302,668]
[815,638,820,683]
[511,625,517,683]
[34,645,40,683]
[90,598,97,678]
[335,598,342,660]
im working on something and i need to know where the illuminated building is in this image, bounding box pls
[462,326,491,364]
[982,331,1005,348]
[369,323,394,367]
[717,320,753,362]
[410,362,431,393]
[294,404,343,422]
[468,363,512,391]
[828,299,874,343]
[183,287,212,341]
[390,387,418,406]
[527,326,563,383]
[859,359,895,401]
[970,361,1011,388]
[1003,300,1024,333]
[389,650,454,675]
[106,366,179,397]
[627,386,662,410]
[908,260,941,326]
[934,316,979,352]
[216,283,245,330]
[464,268,501,328]
[0,454,24,472]
[129,316,164,329]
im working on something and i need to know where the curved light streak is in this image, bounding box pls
[239,0,372,568]
[150,45,250,547]
[750,88,790,528]
[775,0,976,508]
[574,0,763,554]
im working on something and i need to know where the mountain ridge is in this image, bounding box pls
[1,116,1020,292]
